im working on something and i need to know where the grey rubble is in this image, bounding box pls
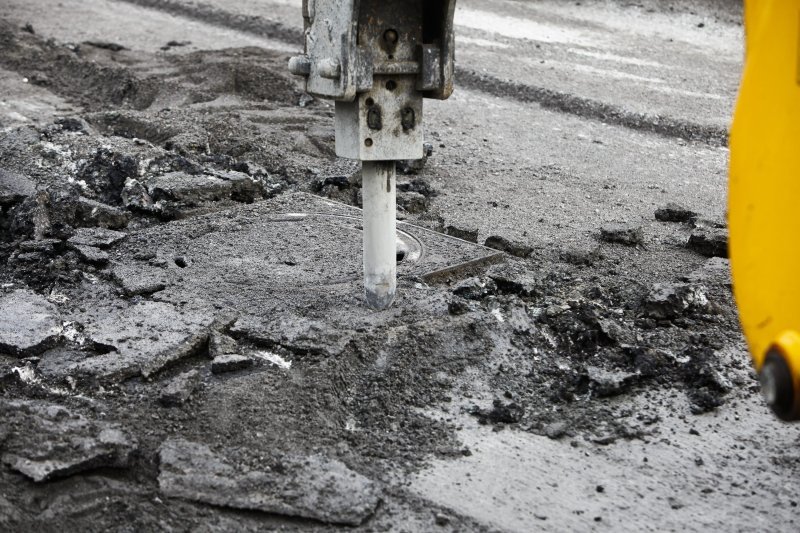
[158,439,381,526]
[0,399,136,482]
[74,301,217,381]
[0,289,61,356]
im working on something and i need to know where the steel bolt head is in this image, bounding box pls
[384,29,399,44]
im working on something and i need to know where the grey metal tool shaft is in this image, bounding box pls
[361,161,397,310]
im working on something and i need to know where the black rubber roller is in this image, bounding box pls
[760,349,799,421]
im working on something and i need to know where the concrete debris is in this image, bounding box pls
[209,332,238,357]
[643,283,709,319]
[231,314,354,359]
[688,228,728,258]
[159,369,201,407]
[447,300,472,316]
[211,353,253,374]
[158,438,381,526]
[0,289,62,357]
[487,262,540,297]
[19,238,60,253]
[584,366,639,397]
[599,224,644,247]
[655,203,698,223]
[445,225,479,243]
[72,244,109,265]
[452,277,497,301]
[470,399,524,425]
[111,264,167,296]
[76,301,215,381]
[121,178,153,210]
[75,196,129,229]
[67,227,126,248]
[397,191,429,214]
[560,245,602,266]
[0,168,35,205]
[0,399,136,482]
[484,235,533,258]
[147,171,261,207]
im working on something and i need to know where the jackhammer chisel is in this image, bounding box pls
[289,0,456,309]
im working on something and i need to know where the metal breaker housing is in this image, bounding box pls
[289,0,456,161]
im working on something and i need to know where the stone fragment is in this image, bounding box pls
[585,366,638,397]
[211,354,253,374]
[230,314,353,359]
[0,290,61,357]
[159,369,201,407]
[599,224,644,247]
[560,245,602,266]
[487,262,540,297]
[643,283,709,319]
[655,203,698,223]
[688,228,728,258]
[209,332,238,357]
[397,191,429,214]
[76,301,214,381]
[72,245,109,265]
[18,238,61,253]
[67,227,126,248]
[447,300,471,316]
[149,172,231,204]
[112,264,167,296]
[452,277,497,301]
[0,168,35,205]
[469,399,524,425]
[75,197,129,229]
[445,225,479,243]
[148,171,261,207]
[158,438,380,525]
[484,235,533,258]
[121,178,154,210]
[0,399,136,482]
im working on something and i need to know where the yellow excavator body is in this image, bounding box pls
[730,0,800,419]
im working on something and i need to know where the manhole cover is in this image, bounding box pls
[116,193,502,312]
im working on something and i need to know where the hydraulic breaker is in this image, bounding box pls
[289,0,456,309]
[729,0,800,420]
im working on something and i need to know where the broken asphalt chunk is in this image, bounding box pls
[484,235,533,258]
[655,203,698,223]
[599,224,644,247]
[445,225,479,243]
[112,264,167,296]
[584,366,639,397]
[452,277,497,301]
[643,283,709,320]
[77,301,215,381]
[159,369,201,407]
[67,227,126,248]
[158,439,381,526]
[72,244,109,265]
[687,228,728,258]
[0,168,35,205]
[0,289,61,357]
[0,399,136,482]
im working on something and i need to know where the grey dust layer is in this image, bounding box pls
[1,1,799,532]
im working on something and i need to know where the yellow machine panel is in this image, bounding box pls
[730,0,800,419]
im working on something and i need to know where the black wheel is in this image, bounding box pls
[760,349,799,421]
